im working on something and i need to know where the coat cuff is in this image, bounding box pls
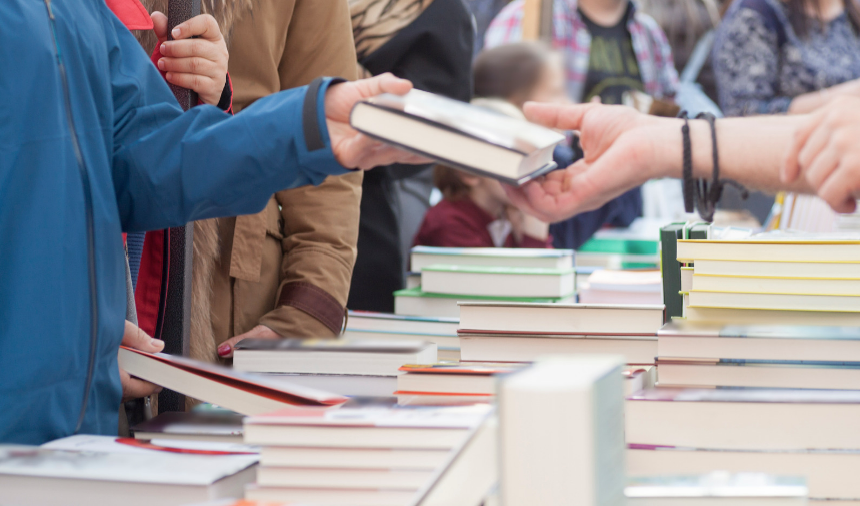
[297,77,351,184]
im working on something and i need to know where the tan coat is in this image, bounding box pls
[209,0,362,346]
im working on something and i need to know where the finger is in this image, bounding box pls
[122,321,164,353]
[797,120,832,173]
[803,142,841,190]
[818,162,860,213]
[354,73,413,99]
[171,13,222,42]
[523,102,599,131]
[158,56,218,77]
[151,11,168,45]
[164,72,213,93]
[783,112,824,182]
[160,38,220,60]
[121,371,163,400]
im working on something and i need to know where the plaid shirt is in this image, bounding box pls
[485,0,679,103]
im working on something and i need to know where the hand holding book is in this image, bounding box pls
[119,320,164,402]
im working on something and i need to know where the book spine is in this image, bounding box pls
[660,226,684,321]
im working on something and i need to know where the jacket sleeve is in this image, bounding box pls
[258,0,363,337]
[101,5,348,233]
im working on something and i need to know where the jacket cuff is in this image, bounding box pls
[297,77,351,184]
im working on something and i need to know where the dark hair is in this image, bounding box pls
[473,42,553,107]
[434,165,471,201]
[784,0,860,37]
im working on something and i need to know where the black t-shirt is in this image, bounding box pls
[579,4,644,104]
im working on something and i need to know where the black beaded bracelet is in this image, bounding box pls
[678,111,749,222]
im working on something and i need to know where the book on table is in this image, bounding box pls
[687,290,860,312]
[682,306,860,326]
[117,347,346,416]
[419,264,575,299]
[692,258,860,278]
[131,411,245,444]
[394,286,575,319]
[578,269,663,305]
[626,387,860,451]
[655,358,860,390]
[232,338,437,377]
[395,362,526,396]
[343,311,460,361]
[0,435,257,506]
[676,235,860,263]
[499,356,626,506]
[690,273,860,295]
[349,90,564,186]
[625,472,807,505]
[410,245,574,271]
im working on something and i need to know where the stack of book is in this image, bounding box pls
[576,219,662,270]
[676,234,860,326]
[457,302,663,365]
[395,246,576,318]
[578,269,663,305]
[625,472,808,505]
[242,403,492,505]
[626,387,860,501]
[656,322,860,390]
[343,311,461,361]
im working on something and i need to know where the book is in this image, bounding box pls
[693,259,860,278]
[254,373,397,398]
[420,264,575,298]
[394,286,575,318]
[131,411,244,444]
[406,271,422,289]
[458,333,658,365]
[396,363,525,396]
[683,306,860,326]
[691,274,860,295]
[627,445,860,501]
[661,222,711,320]
[680,267,693,293]
[656,358,860,390]
[500,356,626,506]
[625,472,807,505]
[658,322,860,362]
[349,90,565,185]
[458,302,665,335]
[117,347,346,416]
[232,339,437,377]
[343,311,460,361]
[578,269,663,305]
[625,366,656,396]
[245,485,415,506]
[677,236,860,263]
[0,435,257,506]
[244,404,492,450]
[410,246,574,271]
[256,466,433,489]
[626,387,860,450]
[259,446,450,470]
[688,291,860,312]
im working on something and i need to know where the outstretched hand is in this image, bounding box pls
[325,73,431,170]
[505,102,661,223]
[782,96,860,213]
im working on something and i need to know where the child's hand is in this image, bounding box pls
[152,12,228,106]
[506,206,549,243]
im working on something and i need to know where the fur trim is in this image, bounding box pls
[186,218,220,410]
[134,0,253,55]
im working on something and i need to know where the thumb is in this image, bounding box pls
[151,11,168,45]
[122,320,165,353]
[355,73,413,99]
[171,14,222,42]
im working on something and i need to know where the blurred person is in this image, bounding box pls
[474,42,642,249]
[347,0,474,313]
[484,0,679,106]
[1,0,420,444]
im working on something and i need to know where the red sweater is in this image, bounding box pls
[413,198,552,249]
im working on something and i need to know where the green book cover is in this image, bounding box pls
[393,286,572,303]
[421,265,575,275]
[577,237,659,255]
[660,223,710,321]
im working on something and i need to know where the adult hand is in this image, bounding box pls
[782,96,860,213]
[216,325,281,359]
[505,102,661,223]
[153,12,228,106]
[325,73,430,170]
[119,320,164,402]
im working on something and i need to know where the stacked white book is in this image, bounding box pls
[578,269,663,305]
[457,302,663,365]
[343,311,461,362]
[625,472,808,505]
[677,234,860,326]
[395,246,576,319]
[243,403,492,505]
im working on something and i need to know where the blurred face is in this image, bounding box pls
[527,56,570,105]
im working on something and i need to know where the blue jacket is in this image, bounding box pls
[0,0,349,444]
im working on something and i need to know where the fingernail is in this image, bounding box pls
[172,27,181,38]
[157,59,165,70]
[217,344,231,356]
[160,43,167,53]
[151,338,164,348]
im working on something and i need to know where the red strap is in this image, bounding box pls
[135,230,165,337]
[105,0,154,30]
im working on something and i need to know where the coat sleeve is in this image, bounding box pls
[258,0,363,338]
[100,5,348,233]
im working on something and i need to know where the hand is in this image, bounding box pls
[505,206,549,242]
[216,325,281,359]
[505,102,660,222]
[324,73,431,170]
[782,96,860,213]
[119,321,164,402]
[153,12,228,106]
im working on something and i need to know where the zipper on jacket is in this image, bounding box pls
[44,0,100,434]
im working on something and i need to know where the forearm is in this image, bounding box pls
[649,115,813,194]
